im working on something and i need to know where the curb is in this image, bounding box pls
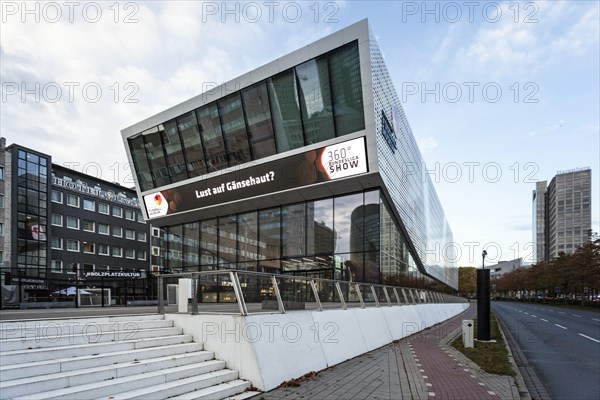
[494,312,552,400]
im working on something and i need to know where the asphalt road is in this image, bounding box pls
[493,301,600,400]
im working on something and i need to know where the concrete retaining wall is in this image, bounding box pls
[169,303,468,391]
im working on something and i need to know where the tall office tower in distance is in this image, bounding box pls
[533,168,592,263]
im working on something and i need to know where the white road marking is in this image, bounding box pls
[558,312,565,314]
[540,318,548,322]
[592,318,600,322]
[555,324,567,329]
[531,315,537,318]
[572,314,582,318]
[578,333,600,343]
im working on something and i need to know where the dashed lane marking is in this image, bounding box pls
[578,333,600,343]
[555,324,567,329]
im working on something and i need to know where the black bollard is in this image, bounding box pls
[477,268,491,341]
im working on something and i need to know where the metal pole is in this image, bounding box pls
[335,282,347,310]
[477,250,491,340]
[371,286,380,307]
[157,275,164,314]
[310,280,323,311]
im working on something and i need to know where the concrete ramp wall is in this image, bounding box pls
[169,303,469,391]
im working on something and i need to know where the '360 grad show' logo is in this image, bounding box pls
[319,137,368,180]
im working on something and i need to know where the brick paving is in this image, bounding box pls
[259,304,527,400]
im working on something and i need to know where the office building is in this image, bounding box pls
[121,19,458,301]
[0,139,154,307]
[533,168,592,262]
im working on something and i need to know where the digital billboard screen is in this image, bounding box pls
[144,137,368,219]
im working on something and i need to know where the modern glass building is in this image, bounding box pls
[122,19,457,300]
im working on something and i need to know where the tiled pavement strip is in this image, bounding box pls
[258,304,529,400]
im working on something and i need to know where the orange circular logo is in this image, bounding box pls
[154,194,162,206]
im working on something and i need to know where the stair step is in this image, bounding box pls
[14,361,229,400]
[0,334,193,365]
[0,326,183,351]
[1,351,217,397]
[94,369,240,400]
[0,314,164,331]
[0,319,174,340]
[170,379,252,400]
[0,342,204,380]
[227,390,262,400]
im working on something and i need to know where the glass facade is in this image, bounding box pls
[369,33,456,287]
[161,189,439,293]
[16,148,50,278]
[128,40,365,192]
[123,21,458,292]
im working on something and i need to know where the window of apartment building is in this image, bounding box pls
[125,248,135,259]
[83,241,95,254]
[137,231,147,242]
[0,194,4,208]
[112,246,123,257]
[66,216,80,230]
[51,214,63,226]
[51,260,63,272]
[137,212,145,223]
[51,237,63,250]
[0,166,4,180]
[98,244,110,255]
[51,190,63,203]
[112,226,122,237]
[125,229,135,240]
[125,209,135,220]
[138,250,147,260]
[0,223,3,236]
[83,220,95,232]
[98,223,109,235]
[0,250,3,264]
[66,194,79,207]
[66,239,80,252]
[98,202,109,214]
[83,199,95,211]
[112,206,123,218]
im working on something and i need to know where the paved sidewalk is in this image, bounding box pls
[259,304,525,400]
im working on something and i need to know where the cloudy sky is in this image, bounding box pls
[2,1,598,266]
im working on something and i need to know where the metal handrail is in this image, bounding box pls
[156,269,467,315]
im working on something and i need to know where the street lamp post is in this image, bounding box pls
[477,249,491,341]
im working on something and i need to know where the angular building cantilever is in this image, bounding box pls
[121,19,457,292]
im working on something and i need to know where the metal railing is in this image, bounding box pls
[156,270,466,315]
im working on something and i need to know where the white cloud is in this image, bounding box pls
[417,136,439,152]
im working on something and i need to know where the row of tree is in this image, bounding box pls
[458,232,600,305]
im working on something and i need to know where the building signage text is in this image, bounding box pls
[53,177,140,208]
[144,137,368,219]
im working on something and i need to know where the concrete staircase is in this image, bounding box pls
[0,314,259,399]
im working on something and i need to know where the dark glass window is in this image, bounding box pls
[201,219,218,266]
[334,192,364,254]
[296,58,335,144]
[183,222,200,271]
[307,198,334,255]
[242,82,277,159]
[329,41,365,135]
[218,93,251,165]
[162,120,188,183]
[143,126,170,187]
[218,215,238,266]
[282,203,305,257]
[177,111,207,177]
[268,69,304,153]
[238,211,258,264]
[197,104,228,171]
[258,207,281,266]
[166,225,183,272]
